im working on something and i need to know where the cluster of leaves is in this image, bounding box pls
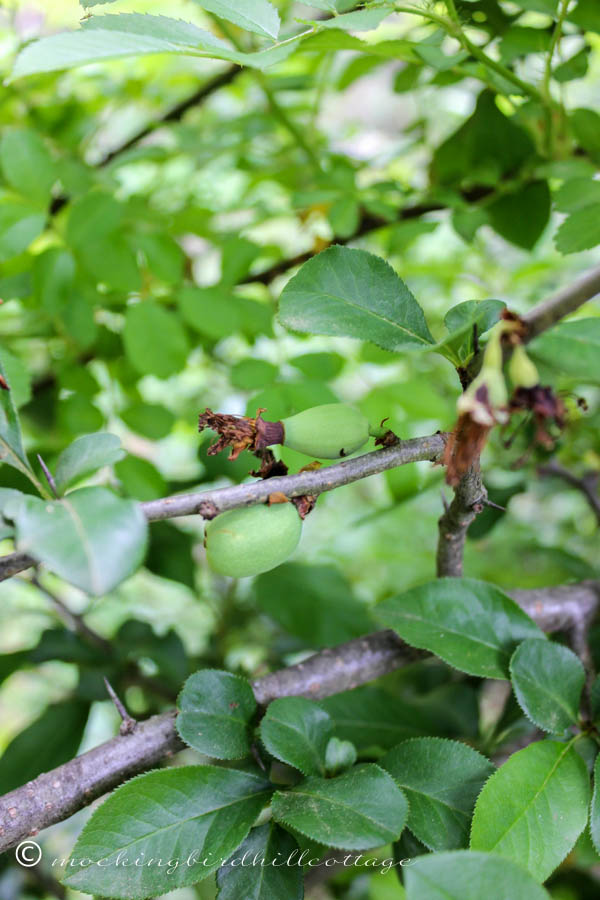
[56,578,600,899]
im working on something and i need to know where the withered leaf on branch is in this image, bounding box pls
[198,408,283,460]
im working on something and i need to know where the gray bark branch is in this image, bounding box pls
[436,463,487,577]
[1,581,599,853]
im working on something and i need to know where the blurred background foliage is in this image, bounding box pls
[0,0,599,897]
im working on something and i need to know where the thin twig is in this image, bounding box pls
[436,463,488,577]
[36,454,59,499]
[30,574,112,653]
[103,677,137,736]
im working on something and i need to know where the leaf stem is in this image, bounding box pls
[542,0,570,156]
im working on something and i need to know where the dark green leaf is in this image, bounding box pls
[553,47,589,82]
[487,181,551,249]
[405,850,551,899]
[271,764,408,849]
[0,355,35,482]
[177,669,257,759]
[382,738,494,851]
[590,754,600,855]
[510,639,585,733]
[260,697,333,775]
[115,455,166,501]
[570,108,600,165]
[278,246,434,352]
[14,487,148,595]
[253,563,373,648]
[0,700,89,794]
[375,578,544,678]
[470,740,590,880]
[54,432,125,494]
[63,766,272,898]
[216,823,303,900]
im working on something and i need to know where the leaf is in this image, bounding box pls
[553,177,600,212]
[123,302,189,378]
[382,738,494,851]
[253,563,373,648]
[0,128,56,206]
[216,823,303,900]
[470,740,590,880]
[325,736,357,775]
[0,354,35,482]
[529,318,600,382]
[590,754,600,855]
[115,455,166,501]
[509,639,585,734]
[553,47,589,82]
[272,764,408,850]
[260,697,333,775]
[404,850,551,900]
[570,108,600,165]
[0,202,45,262]
[321,683,479,750]
[63,766,272,898]
[54,432,125,494]
[375,578,544,679]
[14,487,148,595]
[488,181,551,249]
[0,700,89,794]
[278,247,434,352]
[318,9,391,31]
[435,299,506,365]
[568,0,600,32]
[555,203,600,253]
[193,0,280,40]
[177,669,257,759]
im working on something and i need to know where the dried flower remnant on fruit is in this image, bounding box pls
[198,408,283,460]
[510,385,566,450]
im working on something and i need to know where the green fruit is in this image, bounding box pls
[281,403,369,459]
[205,503,302,577]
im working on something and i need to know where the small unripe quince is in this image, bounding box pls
[509,343,539,389]
[205,503,302,578]
[281,403,369,459]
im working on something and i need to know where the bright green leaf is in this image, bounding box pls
[0,128,56,206]
[279,247,434,351]
[470,740,590,880]
[0,202,45,262]
[404,850,551,899]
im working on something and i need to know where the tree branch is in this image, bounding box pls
[436,463,487,577]
[0,581,598,852]
[522,264,600,342]
[538,460,600,526]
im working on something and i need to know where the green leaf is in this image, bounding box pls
[0,128,56,206]
[253,563,373,648]
[14,487,148,595]
[178,285,241,340]
[499,26,551,63]
[260,697,333,775]
[216,823,303,900]
[553,47,589,82]
[115,456,166,501]
[0,355,35,482]
[509,639,585,734]
[553,177,600,212]
[435,299,506,364]
[278,247,434,352]
[487,181,551,249]
[121,403,175,440]
[54,432,125,494]
[230,358,278,390]
[382,738,494,851]
[404,850,551,900]
[0,700,89,794]
[555,203,600,253]
[321,683,479,750]
[193,0,280,40]
[0,348,31,410]
[0,202,45,262]
[529,319,600,382]
[318,9,391,31]
[123,302,189,378]
[568,0,600,32]
[271,763,408,850]
[571,108,600,165]
[63,766,272,898]
[375,578,544,679]
[470,740,590,880]
[177,669,257,759]
[33,248,76,315]
[590,754,600,855]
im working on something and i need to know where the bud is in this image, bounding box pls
[205,503,302,577]
[508,343,539,389]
